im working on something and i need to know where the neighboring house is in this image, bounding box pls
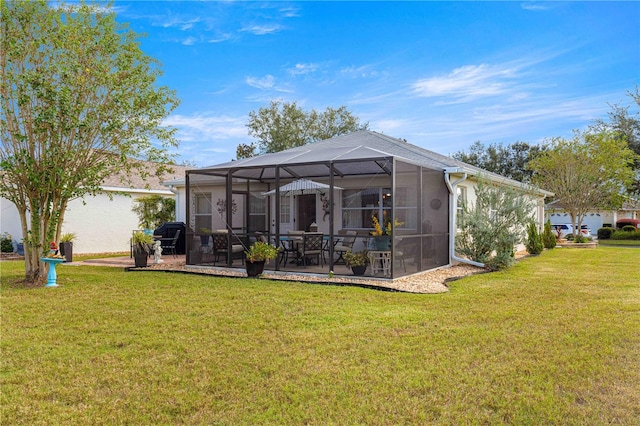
[0,163,188,254]
[546,199,640,232]
[167,131,551,279]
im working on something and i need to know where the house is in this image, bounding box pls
[546,199,640,232]
[168,131,551,279]
[0,163,189,254]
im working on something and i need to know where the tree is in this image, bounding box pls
[456,178,536,270]
[528,131,637,244]
[132,195,176,230]
[592,86,640,194]
[525,222,543,255]
[0,1,179,283]
[542,219,556,249]
[452,141,546,183]
[242,100,368,157]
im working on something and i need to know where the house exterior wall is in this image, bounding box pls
[1,197,23,246]
[2,189,174,254]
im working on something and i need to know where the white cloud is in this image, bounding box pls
[288,63,320,76]
[520,2,551,11]
[241,24,283,35]
[181,36,198,46]
[412,64,518,100]
[208,33,233,43]
[163,113,247,143]
[246,75,276,90]
[279,6,300,18]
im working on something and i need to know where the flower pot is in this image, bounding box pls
[133,249,148,268]
[374,236,391,250]
[351,265,367,276]
[246,260,265,277]
[59,242,73,263]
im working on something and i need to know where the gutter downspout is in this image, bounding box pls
[444,168,485,268]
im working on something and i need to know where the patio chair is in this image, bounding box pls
[159,229,181,258]
[279,230,304,265]
[333,230,357,265]
[299,232,324,268]
[212,233,244,265]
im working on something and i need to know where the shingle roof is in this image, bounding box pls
[101,162,189,191]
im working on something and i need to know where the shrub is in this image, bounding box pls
[526,222,544,254]
[455,178,534,269]
[597,227,615,240]
[566,233,575,241]
[610,230,640,240]
[621,225,637,233]
[574,235,588,243]
[484,248,515,271]
[0,232,13,252]
[542,220,556,249]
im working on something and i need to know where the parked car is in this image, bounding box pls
[552,224,591,238]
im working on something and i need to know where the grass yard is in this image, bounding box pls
[2,247,639,424]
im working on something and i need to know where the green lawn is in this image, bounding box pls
[2,247,639,424]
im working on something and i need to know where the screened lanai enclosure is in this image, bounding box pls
[185,131,455,279]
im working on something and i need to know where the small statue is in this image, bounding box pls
[153,240,164,264]
[49,241,59,256]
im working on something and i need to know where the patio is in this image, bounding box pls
[183,132,458,280]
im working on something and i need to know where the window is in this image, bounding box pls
[194,193,212,231]
[342,188,391,229]
[248,193,267,232]
[279,195,291,224]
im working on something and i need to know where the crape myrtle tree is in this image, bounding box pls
[528,131,637,243]
[0,1,179,283]
[236,100,368,159]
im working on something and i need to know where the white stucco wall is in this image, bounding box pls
[1,197,23,245]
[1,188,175,254]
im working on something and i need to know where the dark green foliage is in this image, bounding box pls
[611,230,640,240]
[542,220,557,249]
[597,227,615,240]
[132,195,175,229]
[1,233,13,252]
[621,225,637,233]
[526,222,544,254]
[452,141,547,183]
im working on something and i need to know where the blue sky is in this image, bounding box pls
[112,1,639,167]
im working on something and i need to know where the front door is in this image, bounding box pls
[297,194,316,231]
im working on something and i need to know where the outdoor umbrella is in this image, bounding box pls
[262,179,342,196]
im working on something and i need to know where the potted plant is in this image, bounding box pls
[59,232,76,263]
[370,216,405,250]
[244,241,279,277]
[343,250,370,276]
[131,231,154,267]
[199,228,212,246]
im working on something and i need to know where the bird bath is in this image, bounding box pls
[41,257,65,287]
